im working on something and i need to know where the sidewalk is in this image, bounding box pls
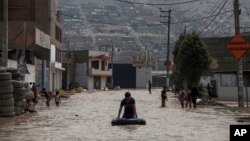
[216,100,250,116]
[217,101,250,108]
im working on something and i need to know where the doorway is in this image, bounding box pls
[94,76,101,89]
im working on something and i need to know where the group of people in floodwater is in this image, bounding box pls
[178,84,213,109]
[29,83,61,107]
[178,86,199,109]
[116,83,213,119]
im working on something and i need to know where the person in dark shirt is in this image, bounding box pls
[148,80,152,94]
[41,88,52,107]
[185,87,192,108]
[207,83,212,101]
[191,86,199,108]
[161,86,168,107]
[117,92,137,119]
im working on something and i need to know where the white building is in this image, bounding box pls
[50,44,65,93]
[74,50,112,90]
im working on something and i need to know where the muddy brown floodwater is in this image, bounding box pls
[0,89,245,141]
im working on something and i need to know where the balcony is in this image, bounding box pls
[89,68,112,76]
[51,62,65,71]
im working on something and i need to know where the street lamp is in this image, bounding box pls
[66,40,71,90]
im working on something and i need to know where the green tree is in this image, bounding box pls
[173,34,185,89]
[173,32,211,87]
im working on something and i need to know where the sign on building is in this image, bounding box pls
[133,55,154,67]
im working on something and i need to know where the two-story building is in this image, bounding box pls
[63,50,112,90]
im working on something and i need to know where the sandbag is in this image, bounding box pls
[0,112,15,117]
[0,98,14,107]
[12,80,25,88]
[0,93,13,100]
[0,85,13,94]
[0,73,12,80]
[0,80,12,87]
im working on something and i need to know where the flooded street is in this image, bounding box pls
[0,89,243,141]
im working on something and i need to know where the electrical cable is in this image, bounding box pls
[52,10,233,26]
[198,0,229,35]
[114,0,200,6]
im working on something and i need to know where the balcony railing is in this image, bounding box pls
[51,62,65,71]
[89,68,112,76]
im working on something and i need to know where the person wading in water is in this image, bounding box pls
[117,92,137,119]
[148,80,152,94]
[161,86,168,107]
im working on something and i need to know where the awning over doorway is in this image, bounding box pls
[32,44,50,60]
[89,54,111,61]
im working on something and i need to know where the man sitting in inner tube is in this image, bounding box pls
[117,92,137,119]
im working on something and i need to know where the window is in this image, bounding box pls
[101,61,105,71]
[91,61,99,69]
[55,48,61,62]
[220,74,237,87]
[108,64,112,70]
[55,25,62,42]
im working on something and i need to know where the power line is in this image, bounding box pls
[203,0,229,23]
[53,10,233,27]
[172,10,233,24]
[208,12,234,35]
[198,0,229,35]
[57,12,162,26]
[114,0,200,6]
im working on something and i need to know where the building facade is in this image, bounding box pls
[64,50,112,90]
[203,33,250,101]
[0,0,63,92]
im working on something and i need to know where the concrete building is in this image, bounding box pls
[50,44,64,92]
[109,63,152,89]
[63,50,112,90]
[135,67,152,88]
[0,0,63,91]
[202,33,250,101]
[132,55,153,88]
[49,0,64,92]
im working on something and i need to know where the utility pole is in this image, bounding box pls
[145,45,148,88]
[244,72,249,107]
[22,22,27,64]
[184,26,187,35]
[234,0,244,107]
[1,0,8,67]
[160,9,171,87]
[67,41,70,90]
[111,41,114,89]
